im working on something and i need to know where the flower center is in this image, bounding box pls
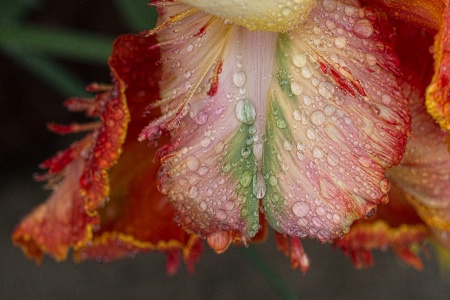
[179,0,316,32]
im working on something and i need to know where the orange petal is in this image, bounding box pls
[12,137,98,262]
[362,0,445,31]
[334,220,429,270]
[426,0,450,130]
[334,180,430,270]
[388,73,450,251]
[274,232,310,273]
[74,34,203,272]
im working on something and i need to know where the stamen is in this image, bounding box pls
[143,8,198,37]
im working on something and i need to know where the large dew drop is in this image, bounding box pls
[236,99,256,125]
[292,201,310,217]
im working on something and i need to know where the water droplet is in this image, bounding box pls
[326,153,339,166]
[188,186,199,198]
[310,110,326,126]
[306,128,316,139]
[318,82,335,99]
[297,151,305,161]
[303,95,312,105]
[379,178,390,193]
[365,206,377,219]
[222,163,231,172]
[216,209,227,220]
[293,110,301,121]
[322,0,337,12]
[293,54,307,68]
[381,94,392,105]
[365,54,377,66]
[240,170,252,187]
[316,206,326,216]
[269,176,278,186]
[324,105,335,116]
[282,7,291,16]
[353,19,374,38]
[358,157,372,167]
[301,66,312,78]
[332,213,341,224]
[276,118,287,129]
[236,99,256,125]
[291,81,303,95]
[241,146,251,158]
[344,6,355,16]
[201,137,211,147]
[334,37,347,48]
[313,147,324,159]
[186,44,194,52]
[186,156,200,171]
[283,140,293,151]
[233,71,246,87]
[199,201,208,211]
[292,201,310,217]
[198,166,209,176]
[196,111,208,125]
[253,142,263,161]
[253,172,266,198]
[184,70,192,78]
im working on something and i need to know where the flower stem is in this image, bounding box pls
[239,247,299,300]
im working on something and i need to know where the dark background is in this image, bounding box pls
[1,1,449,299]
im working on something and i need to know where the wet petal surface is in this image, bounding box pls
[261,1,410,241]
[145,1,410,242]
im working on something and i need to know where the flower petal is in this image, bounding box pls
[275,233,310,273]
[335,220,428,270]
[142,2,280,239]
[362,0,445,31]
[144,1,410,242]
[178,0,315,32]
[74,34,203,272]
[12,138,98,262]
[261,1,410,241]
[334,182,430,269]
[12,75,129,261]
[426,0,450,130]
[388,78,450,249]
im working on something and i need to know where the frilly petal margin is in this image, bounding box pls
[12,137,98,262]
[13,34,203,273]
[75,34,203,273]
[334,183,430,270]
[11,78,127,262]
[389,79,450,251]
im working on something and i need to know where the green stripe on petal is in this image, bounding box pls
[261,1,410,241]
[222,124,259,236]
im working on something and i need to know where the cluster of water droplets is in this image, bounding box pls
[258,0,405,241]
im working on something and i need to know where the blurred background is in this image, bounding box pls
[1,0,449,299]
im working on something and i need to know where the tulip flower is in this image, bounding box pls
[13,0,450,274]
